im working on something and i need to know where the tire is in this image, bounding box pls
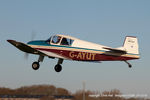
[54,64,62,72]
[32,62,40,70]
[129,64,132,68]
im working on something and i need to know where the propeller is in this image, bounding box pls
[24,52,29,60]
[24,30,36,60]
[31,30,36,41]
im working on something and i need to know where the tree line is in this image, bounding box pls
[0,85,149,100]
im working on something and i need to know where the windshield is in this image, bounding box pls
[51,36,61,44]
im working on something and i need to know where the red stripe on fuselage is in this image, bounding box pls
[35,48,138,61]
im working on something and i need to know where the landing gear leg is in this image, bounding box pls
[32,55,44,70]
[54,58,63,72]
[124,61,132,68]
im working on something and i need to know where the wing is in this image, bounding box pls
[7,40,47,56]
[103,47,127,54]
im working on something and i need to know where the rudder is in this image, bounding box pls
[123,36,139,55]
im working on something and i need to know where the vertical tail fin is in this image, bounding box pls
[123,36,139,55]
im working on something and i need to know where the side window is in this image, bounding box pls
[52,36,61,44]
[61,38,74,46]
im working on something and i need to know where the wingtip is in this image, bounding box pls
[7,39,16,43]
[7,40,18,45]
[7,39,12,42]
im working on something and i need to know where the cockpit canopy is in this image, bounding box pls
[46,35,74,46]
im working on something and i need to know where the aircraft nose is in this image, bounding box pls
[27,41,35,45]
[27,40,47,45]
[27,41,33,44]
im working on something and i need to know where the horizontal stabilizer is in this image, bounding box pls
[103,47,127,54]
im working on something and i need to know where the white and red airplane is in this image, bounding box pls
[7,34,140,72]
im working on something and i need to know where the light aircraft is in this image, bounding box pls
[7,34,140,72]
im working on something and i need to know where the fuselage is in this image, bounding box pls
[27,34,139,62]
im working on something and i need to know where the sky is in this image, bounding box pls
[0,0,150,98]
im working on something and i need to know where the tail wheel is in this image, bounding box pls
[124,61,132,68]
[32,62,40,70]
[54,64,62,72]
[128,64,132,68]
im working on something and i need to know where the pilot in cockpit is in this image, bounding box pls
[52,36,61,44]
[55,36,61,44]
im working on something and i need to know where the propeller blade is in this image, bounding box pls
[31,30,36,41]
[24,30,36,60]
[24,53,29,60]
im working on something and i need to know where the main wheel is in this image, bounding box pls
[54,64,62,72]
[32,62,40,70]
